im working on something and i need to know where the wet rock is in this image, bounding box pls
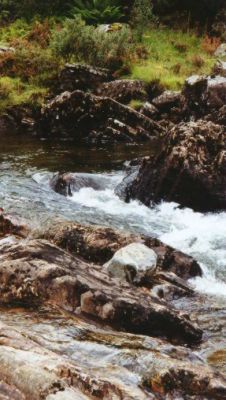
[0,237,202,344]
[56,63,113,93]
[43,221,202,280]
[125,120,226,212]
[40,90,164,144]
[50,172,109,197]
[95,79,148,104]
[0,211,29,238]
[104,243,157,283]
[0,321,140,400]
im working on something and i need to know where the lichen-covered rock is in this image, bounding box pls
[40,90,164,144]
[56,63,113,93]
[104,243,157,283]
[95,79,148,104]
[123,120,226,212]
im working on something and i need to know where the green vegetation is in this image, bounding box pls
[0,76,46,111]
[51,15,134,70]
[131,29,217,89]
[72,0,124,25]
[0,0,223,112]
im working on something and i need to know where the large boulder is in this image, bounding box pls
[40,90,164,144]
[121,120,226,212]
[56,63,113,93]
[95,79,148,104]
[104,243,157,283]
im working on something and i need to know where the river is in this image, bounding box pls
[0,131,226,385]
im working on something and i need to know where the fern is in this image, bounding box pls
[72,0,124,24]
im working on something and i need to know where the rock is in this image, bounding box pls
[213,60,226,77]
[0,317,224,400]
[56,63,113,93]
[183,74,226,119]
[140,102,159,119]
[43,221,202,280]
[123,120,226,212]
[0,211,29,238]
[152,90,183,111]
[0,237,202,344]
[0,45,15,55]
[40,90,164,144]
[95,79,148,104]
[104,243,157,283]
[215,43,226,57]
[50,172,109,197]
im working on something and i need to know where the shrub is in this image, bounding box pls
[201,35,221,55]
[130,0,156,40]
[51,15,135,70]
[72,0,124,25]
[0,40,60,82]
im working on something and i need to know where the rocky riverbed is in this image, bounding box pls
[0,62,225,399]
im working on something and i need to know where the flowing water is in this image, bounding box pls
[0,131,226,380]
[1,132,225,297]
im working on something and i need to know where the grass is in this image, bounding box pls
[0,20,220,112]
[131,28,218,90]
[0,76,47,111]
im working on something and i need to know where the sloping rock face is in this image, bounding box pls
[0,216,225,399]
[0,315,225,400]
[0,237,202,344]
[40,90,163,144]
[120,120,226,212]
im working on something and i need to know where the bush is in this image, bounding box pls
[201,35,221,55]
[0,40,60,83]
[130,0,156,41]
[51,15,135,70]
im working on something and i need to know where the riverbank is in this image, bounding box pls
[0,17,220,114]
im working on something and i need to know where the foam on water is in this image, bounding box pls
[71,181,226,298]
